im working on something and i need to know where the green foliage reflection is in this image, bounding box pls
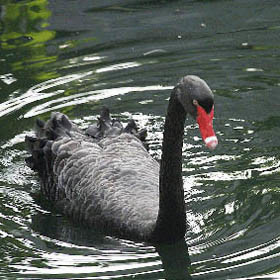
[0,0,57,80]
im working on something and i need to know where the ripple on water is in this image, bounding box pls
[1,0,280,278]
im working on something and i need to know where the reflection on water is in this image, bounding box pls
[156,239,192,280]
[1,0,280,279]
[0,0,56,81]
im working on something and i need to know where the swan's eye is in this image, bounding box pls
[193,100,199,106]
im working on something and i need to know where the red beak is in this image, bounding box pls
[196,105,218,150]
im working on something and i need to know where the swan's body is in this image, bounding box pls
[26,75,217,244]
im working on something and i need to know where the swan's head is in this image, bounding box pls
[175,75,218,150]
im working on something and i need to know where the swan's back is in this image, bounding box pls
[26,110,159,241]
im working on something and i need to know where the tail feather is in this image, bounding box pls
[124,120,148,148]
[25,112,75,201]
[99,106,111,122]
[85,107,148,144]
[124,119,137,134]
[34,119,45,138]
[85,106,122,139]
[26,106,149,201]
[25,136,50,171]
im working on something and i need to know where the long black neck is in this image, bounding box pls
[152,89,187,244]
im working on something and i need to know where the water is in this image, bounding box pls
[1,0,280,279]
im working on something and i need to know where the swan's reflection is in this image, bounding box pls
[31,212,192,279]
[155,239,192,280]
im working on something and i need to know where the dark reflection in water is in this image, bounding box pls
[156,239,192,280]
[30,211,192,279]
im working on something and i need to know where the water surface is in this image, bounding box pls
[1,0,280,279]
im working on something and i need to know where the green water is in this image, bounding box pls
[1,0,280,279]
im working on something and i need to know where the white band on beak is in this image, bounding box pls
[205,136,218,150]
[205,136,218,144]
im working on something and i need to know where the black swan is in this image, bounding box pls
[25,75,217,244]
